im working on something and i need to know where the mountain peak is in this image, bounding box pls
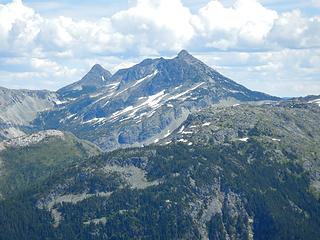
[84,64,111,81]
[176,50,201,65]
[177,50,193,59]
[58,64,112,97]
[89,64,109,74]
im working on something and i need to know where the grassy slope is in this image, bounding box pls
[0,133,101,198]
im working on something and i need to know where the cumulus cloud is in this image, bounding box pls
[191,0,278,50]
[312,0,320,8]
[111,0,194,55]
[268,10,320,49]
[0,0,319,96]
[196,48,320,96]
[0,0,132,57]
[0,0,41,55]
[1,0,319,56]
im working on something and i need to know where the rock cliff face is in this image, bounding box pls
[0,87,60,139]
[34,50,278,151]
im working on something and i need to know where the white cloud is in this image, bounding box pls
[191,0,278,49]
[313,0,320,8]
[268,10,320,49]
[197,48,320,97]
[1,0,319,56]
[30,57,78,78]
[111,0,194,54]
[0,0,41,54]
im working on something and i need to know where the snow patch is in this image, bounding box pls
[168,82,205,101]
[114,70,158,97]
[89,82,120,105]
[167,103,174,108]
[238,137,249,142]
[178,125,185,133]
[66,113,77,120]
[182,131,193,135]
[82,117,106,125]
[132,70,158,88]
[164,130,171,138]
[308,98,320,106]
[54,100,68,105]
[110,90,166,122]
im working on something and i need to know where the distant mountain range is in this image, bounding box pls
[0,50,282,150]
[1,50,320,239]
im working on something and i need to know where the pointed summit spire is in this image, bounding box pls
[176,50,199,63]
[177,49,193,58]
[57,64,112,97]
[90,64,105,73]
[87,64,112,79]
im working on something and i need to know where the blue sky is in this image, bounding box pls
[0,0,319,96]
[1,0,317,17]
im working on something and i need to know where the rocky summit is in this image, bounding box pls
[0,50,319,240]
[58,64,112,99]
